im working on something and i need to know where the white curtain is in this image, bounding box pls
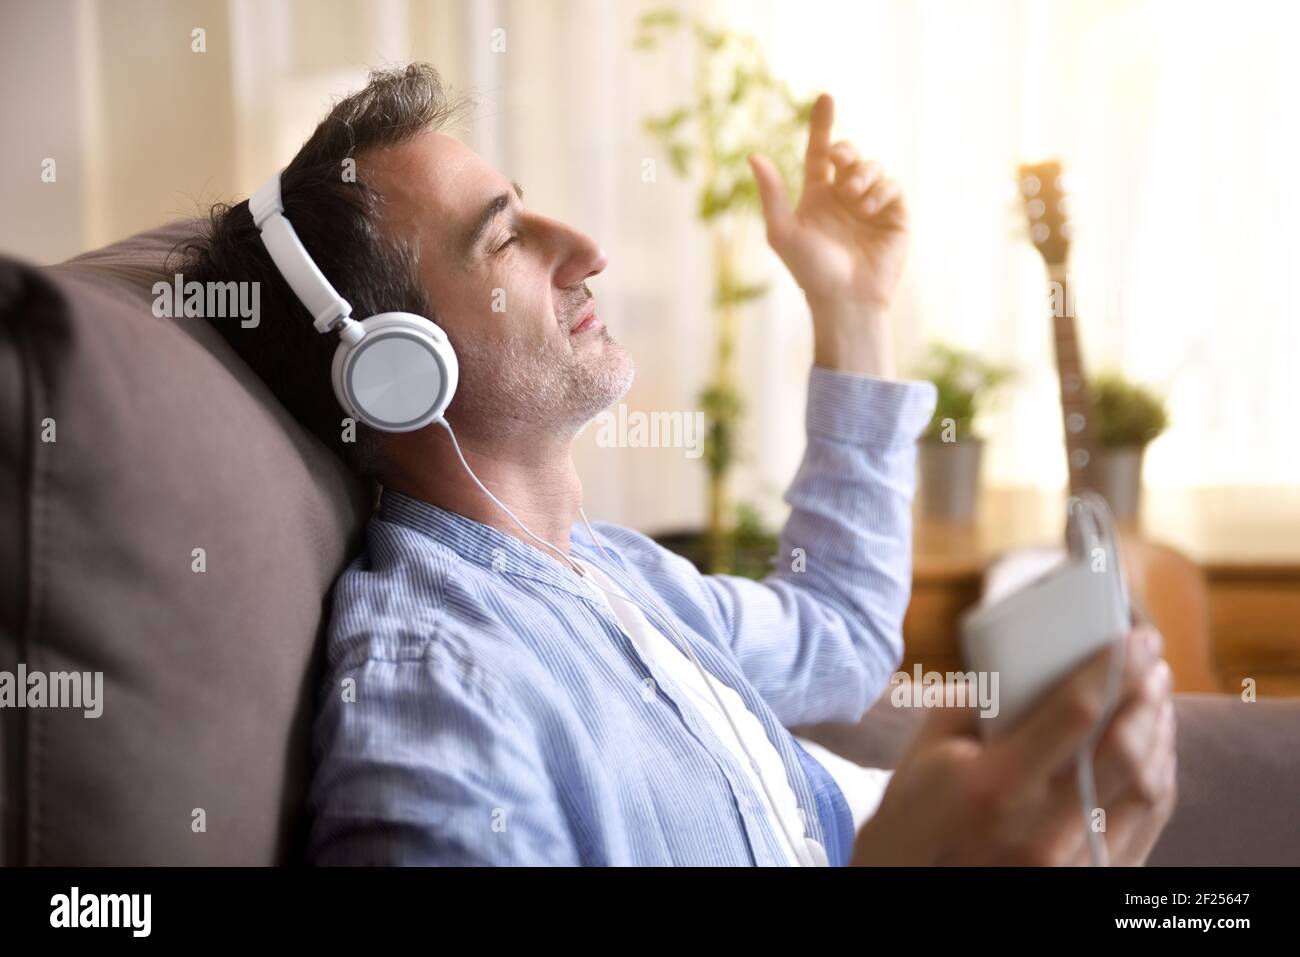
[749,0,1300,495]
[68,0,1300,531]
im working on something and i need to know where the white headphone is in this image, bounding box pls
[249,169,459,433]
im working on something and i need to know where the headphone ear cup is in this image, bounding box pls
[331,312,458,433]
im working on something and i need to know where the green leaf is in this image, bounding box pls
[914,342,1016,440]
[729,66,750,104]
[728,175,759,207]
[644,107,690,136]
[693,22,728,51]
[667,142,691,176]
[638,8,682,30]
[697,185,726,220]
[1090,374,1169,447]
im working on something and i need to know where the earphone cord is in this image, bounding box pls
[436,418,816,866]
[437,419,582,571]
[1077,642,1123,867]
[1068,492,1130,868]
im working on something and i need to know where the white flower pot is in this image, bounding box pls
[918,438,983,523]
[1096,445,1146,522]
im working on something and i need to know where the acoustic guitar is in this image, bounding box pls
[1006,160,1218,692]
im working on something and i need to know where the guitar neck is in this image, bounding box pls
[1047,265,1102,496]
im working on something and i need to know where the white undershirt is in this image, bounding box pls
[573,559,817,866]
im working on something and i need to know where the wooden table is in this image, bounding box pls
[906,487,1300,697]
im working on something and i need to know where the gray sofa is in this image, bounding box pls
[1,222,1296,865]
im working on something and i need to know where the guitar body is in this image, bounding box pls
[1118,536,1218,692]
[1003,160,1219,693]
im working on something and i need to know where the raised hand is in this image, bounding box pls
[748,93,908,377]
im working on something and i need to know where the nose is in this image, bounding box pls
[550,218,608,289]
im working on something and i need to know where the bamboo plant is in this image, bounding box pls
[635,8,814,572]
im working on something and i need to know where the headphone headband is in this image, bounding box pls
[250,170,353,334]
[248,166,458,433]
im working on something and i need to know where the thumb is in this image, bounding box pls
[748,153,793,244]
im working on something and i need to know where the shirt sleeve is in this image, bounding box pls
[701,366,936,727]
[306,642,581,866]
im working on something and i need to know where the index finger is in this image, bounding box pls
[803,92,835,187]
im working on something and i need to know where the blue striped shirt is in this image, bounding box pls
[307,367,937,865]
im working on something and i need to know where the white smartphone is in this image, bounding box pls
[959,497,1131,737]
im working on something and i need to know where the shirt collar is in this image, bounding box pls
[378,487,601,599]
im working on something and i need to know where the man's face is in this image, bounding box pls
[363,131,633,443]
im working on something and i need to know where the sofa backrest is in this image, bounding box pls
[0,222,371,864]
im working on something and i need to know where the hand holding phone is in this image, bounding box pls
[851,627,1177,866]
[852,495,1177,866]
[960,493,1132,736]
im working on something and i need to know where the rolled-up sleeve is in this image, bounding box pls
[703,366,937,727]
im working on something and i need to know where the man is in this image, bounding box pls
[188,64,1176,865]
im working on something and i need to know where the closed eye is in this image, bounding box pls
[494,235,519,255]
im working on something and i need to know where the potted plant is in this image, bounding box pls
[1090,373,1169,521]
[635,9,814,575]
[915,343,1013,522]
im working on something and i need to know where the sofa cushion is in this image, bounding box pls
[0,221,371,864]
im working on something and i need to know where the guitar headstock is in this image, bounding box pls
[1018,160,1071,268]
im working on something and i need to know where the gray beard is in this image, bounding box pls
[449,327,634,443]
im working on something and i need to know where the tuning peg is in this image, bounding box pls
[1021,174,1042,197]
[1032,222,1050,244]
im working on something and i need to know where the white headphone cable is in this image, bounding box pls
[436,419,584,574]
[436,417,816,866]
[1067,492,1131,867]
